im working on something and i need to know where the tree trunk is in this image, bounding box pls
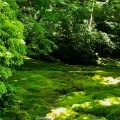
[89,1,95,31]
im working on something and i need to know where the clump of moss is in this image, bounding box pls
[107,106,120,120]
[15,110,32,120]
[47,107,78,120]
[75,114,107,120]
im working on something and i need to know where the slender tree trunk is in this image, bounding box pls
[89,0,95,31]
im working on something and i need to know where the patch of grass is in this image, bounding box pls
[2,58,120,120]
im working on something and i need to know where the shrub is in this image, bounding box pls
[0,0,26,116]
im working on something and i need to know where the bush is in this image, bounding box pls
[0,0,26,117]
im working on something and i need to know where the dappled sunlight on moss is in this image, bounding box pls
[116,77,120,80]
[47,107,78,119]
[101,77,120,85]
[23,56,33,60]
[55,89,120,119]
[92,75,103,81]
[92,74,120,85]
[97,97,120,106]
[115,61,120,67]
[58,91,92,107]
[72,102,93,110]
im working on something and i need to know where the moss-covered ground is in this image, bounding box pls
[2,58,120,120]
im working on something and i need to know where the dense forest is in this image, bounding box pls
[0,0,120,120]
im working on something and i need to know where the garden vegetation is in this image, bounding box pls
[0,0,120,119]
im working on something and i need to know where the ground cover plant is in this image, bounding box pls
[1,57,120,120]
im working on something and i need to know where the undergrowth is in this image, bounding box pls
[1,58,120,120]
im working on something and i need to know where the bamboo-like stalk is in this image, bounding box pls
[89,0,95,31]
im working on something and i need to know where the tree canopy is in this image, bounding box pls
[14,0,120,64]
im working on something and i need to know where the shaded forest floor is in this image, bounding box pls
[4,57,120,120]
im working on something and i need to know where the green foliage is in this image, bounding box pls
[17,0,57,57]
[15,0,120,63]
[15,110,32,120]
[0,0,26,79]
[0,82,7,99]
[24,17,57,56]
[1,0,120,119]
[0,82,15,117]
[0,0,26,117]
[104,0,120,22]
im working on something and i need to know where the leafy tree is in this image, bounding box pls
[0,0,26,111]
[16,0,120,63]
[0,0,26,79]
[95,0,120,57]
[17,0,57,57]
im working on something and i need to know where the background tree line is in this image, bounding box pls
[16,0,120,64]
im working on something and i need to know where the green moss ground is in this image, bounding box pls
[2,58,120,120]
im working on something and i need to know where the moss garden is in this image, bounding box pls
[1,57,120,120]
